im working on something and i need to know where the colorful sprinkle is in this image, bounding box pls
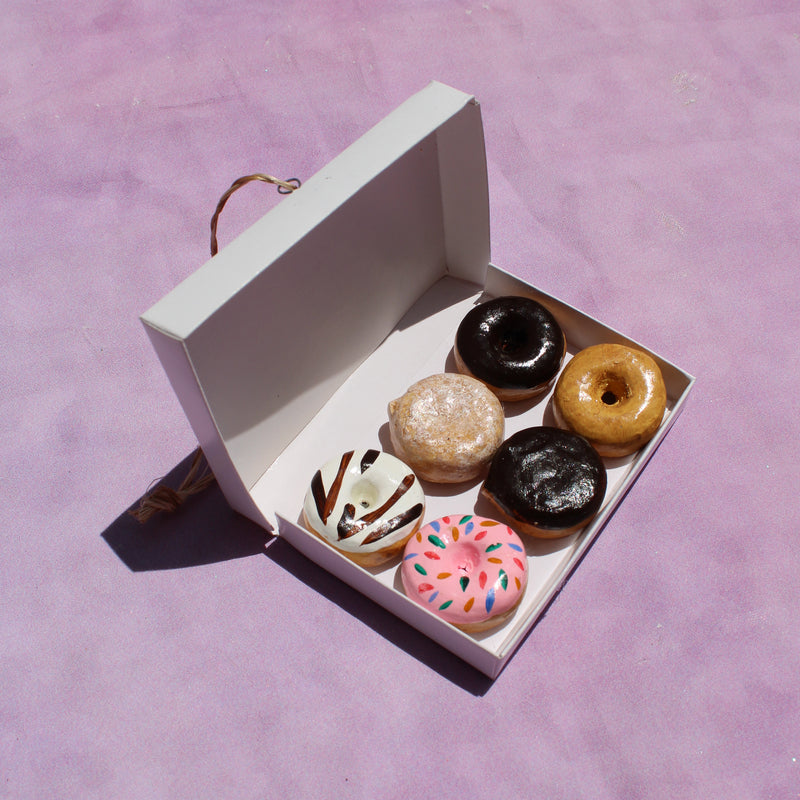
[414,563,427,576]
[415,532,422,542]
[458,515,472,525]
[499,570,508,590]
[488,557,502,564]
[428,534,446,549]
[451,526,459,541]
[464,597,475,612]
[428,591,439,604]
[515,577,521,590]
[482,520,499,526]
[429,520,441,532]
[403,553,418,561]
[437,572,452,580]
[459,576,469,592]
[485,587,496,613]
[513,557,525,571]
[464,521,474,536]
[508,542,524,552]
[474,530,487,541]
[418,583,433,593]
[485,542,502,552]
[424,551,441,560]
[479,571,487,589]
[439,600,452,610]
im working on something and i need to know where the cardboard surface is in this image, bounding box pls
[141,83,692,675]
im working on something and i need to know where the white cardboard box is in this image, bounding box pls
[142,81,694,678]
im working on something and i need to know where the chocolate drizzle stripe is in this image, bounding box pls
[335,474,417,540]
[310,471,326,520]
[359,473,415,525]
[321,450,353,524]
[336,504,359,539]
[360,449,380,473]
[360,503,424,546]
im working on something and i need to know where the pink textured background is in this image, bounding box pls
[3,1,799,797]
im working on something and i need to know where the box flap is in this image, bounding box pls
[141,82,490,525]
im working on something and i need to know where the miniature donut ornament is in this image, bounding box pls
[455,296,566,401]
[302,449,425,567]
[387,374,505,483]
[401,515,528,633]
[481,427,607,539]
[553,343,667,457]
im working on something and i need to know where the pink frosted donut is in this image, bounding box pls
[401,515,528,633]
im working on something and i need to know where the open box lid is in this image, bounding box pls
[141,82,490,527]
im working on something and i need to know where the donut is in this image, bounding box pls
[302,449,425,567]
[387,374,504,484]
[553,343,667,457]
[481,427,606,538]
[401,514,528,633]
[454,296,566,401]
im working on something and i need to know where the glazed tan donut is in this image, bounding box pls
[552,343,667,458]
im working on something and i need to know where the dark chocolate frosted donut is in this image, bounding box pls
[481,427,606,538]
[455,296,565,401]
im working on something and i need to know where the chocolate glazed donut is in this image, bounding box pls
[481,427,607,539]
[455,296,566,401]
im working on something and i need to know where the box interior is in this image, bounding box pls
[263,267,693,676]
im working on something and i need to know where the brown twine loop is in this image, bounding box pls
[210,173,301,256]
[129,447,215,523]
[132,171,300,523]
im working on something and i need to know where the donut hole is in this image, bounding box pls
[350,479,379,510]
[496,323,527,354]
[453,542,482,574]
[599,375,630,406]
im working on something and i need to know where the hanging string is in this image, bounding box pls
[210,173,301,256]
[130,172,300,523]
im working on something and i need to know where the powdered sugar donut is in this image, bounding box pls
[303,449,425,567]
[388,374,504,484]
[401,515,528,633]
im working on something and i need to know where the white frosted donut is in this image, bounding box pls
[302,449,425,567]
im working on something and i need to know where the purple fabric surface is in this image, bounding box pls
[3,1,799,797]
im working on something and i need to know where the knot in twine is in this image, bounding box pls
[129,447,215,523]
[130,172,300,523]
